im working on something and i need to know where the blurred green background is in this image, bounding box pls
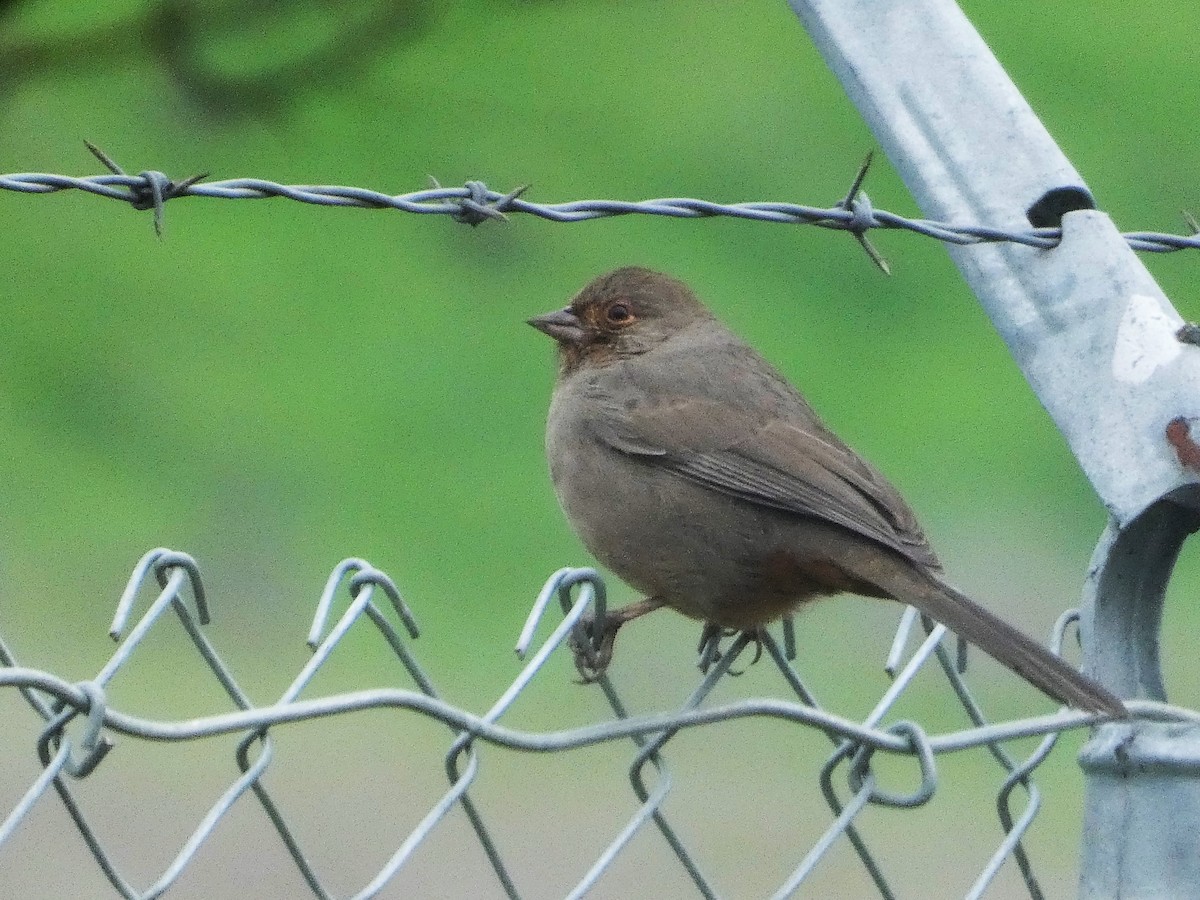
[1,1,1198,897]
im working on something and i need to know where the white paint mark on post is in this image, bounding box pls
[1112,293,1182,385]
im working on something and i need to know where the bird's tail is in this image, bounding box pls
[867,554,1126,717]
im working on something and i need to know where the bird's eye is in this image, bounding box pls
[605,302,635,325]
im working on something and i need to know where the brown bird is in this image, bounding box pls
[528,266,1124,716]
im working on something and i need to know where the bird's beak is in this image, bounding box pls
[527,306,587,346]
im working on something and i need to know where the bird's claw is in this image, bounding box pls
[569,614,620,683]
[697,624,766,676]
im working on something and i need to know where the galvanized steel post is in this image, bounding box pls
[786,1,1200,895]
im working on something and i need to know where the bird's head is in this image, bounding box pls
[528,267,713,373]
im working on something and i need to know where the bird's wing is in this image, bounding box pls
[594,396,939,568]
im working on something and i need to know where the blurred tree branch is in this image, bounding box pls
[0,0,433,117]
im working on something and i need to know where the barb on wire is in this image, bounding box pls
[4,146,1200,257]
[427,176,529,226]
[835,151,891,274]
[82,141,208,237]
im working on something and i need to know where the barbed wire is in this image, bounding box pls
[2,146,1198,259]
[0,549,1187,899]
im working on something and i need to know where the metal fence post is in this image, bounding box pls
[785,1,1200,895]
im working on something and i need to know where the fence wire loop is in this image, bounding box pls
[38,682,114,779]
[307,557,372,648]
[151,550,208,614]
[847,720,938,809]
[514,566,606,659]
[306,556,422,649]
[348,565,420,639]
[110,548,209,639]
[1050,608,1080,656]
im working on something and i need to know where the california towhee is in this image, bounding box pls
[529,266,1124,716]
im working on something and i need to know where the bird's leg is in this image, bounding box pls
[696,624,767,676]
[570,597,665,683]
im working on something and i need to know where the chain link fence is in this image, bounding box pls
[4,550,1187,899]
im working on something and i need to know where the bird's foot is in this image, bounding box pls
[569,614,621,683]
[568,597,665,684]
[697,623,767,676]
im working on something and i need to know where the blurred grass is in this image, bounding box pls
[0,0,1198,895]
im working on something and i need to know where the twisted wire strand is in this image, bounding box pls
[3,163,1198,253]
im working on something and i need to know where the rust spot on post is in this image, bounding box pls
[1166,417,1200,471]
